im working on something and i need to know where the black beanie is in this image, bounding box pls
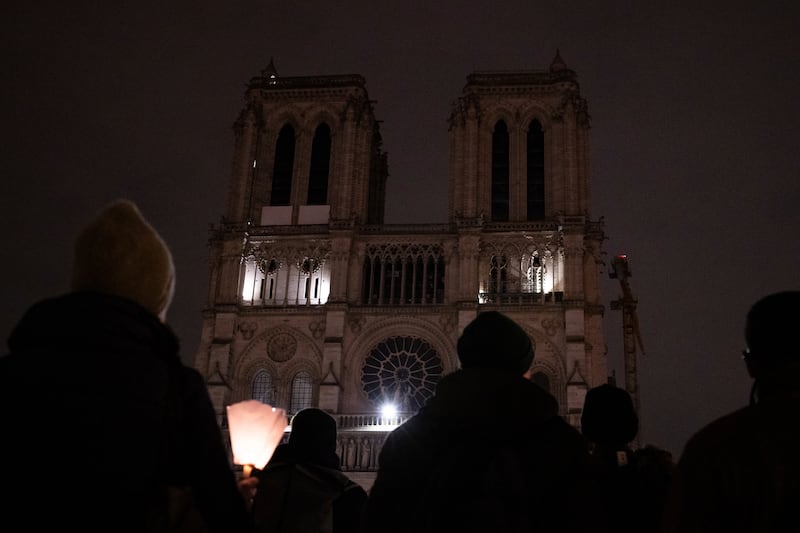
[288,407,338,463]
[580,384,639,447]
[457,311,534,374]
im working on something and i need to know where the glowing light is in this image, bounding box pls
[226,400,288,477]
[381,403,398,418]
[241,263,256,302]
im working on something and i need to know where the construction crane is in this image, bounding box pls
[608,254,646,446]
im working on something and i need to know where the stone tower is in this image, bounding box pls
[195,52,607,487]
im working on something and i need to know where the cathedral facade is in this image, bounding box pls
[195,52,608,487]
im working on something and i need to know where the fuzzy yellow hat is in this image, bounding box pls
[71,199,175,321]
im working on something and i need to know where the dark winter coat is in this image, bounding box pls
[0,292,252,533]
[361,367,607,533]
[587,445,673,533]
[661,375,800,533]
[252,443,367,533]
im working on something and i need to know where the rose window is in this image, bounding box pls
[361,336,443,413]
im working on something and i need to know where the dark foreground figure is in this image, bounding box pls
[252,407,367,533]
[661,290,800,532]
[361,311,605,533]
[0,200,252,533]
[581,383,674,533]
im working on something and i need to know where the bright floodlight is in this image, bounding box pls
[381,403,398,418]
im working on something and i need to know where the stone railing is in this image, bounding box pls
[478,291,564,305]
[334,413,412,430]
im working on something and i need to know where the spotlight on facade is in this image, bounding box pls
[381,403,398,419]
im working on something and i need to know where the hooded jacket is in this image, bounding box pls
[252,442,367,533]
[0,292,252,533]
[252,407,367,533]
[361,367,604,533]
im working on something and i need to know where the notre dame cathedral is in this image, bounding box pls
[194,51,608,488]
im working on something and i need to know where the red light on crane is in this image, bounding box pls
[609,254,631,279]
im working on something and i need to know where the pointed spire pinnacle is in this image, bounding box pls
[262,57,278,84]
[550,49,568,72]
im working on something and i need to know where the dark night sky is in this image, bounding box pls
[4,2,799,458]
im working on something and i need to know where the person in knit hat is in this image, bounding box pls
[362,311,604,533]
[0,199,254,533]
[71,199,176,321]
[251,408,367,533]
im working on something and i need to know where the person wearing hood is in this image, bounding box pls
[360,311,605,533]
[0,199,253,533]
[251,407,367,533]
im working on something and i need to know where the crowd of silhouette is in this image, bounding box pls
[1,199,795,532]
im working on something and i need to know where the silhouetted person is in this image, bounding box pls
[361,311,606,533]
[0,199,253,533]
[581,384,673,533]
[661,290,800,532]
[251,407,367,533]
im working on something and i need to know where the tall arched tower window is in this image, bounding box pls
[491,120,510,221]
[271,124,295,205]
[527,119,545,220]
[307,123,331,205]
[252,369,275,405]
[289,371,313,413]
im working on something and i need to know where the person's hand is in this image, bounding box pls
[237,476,259,511]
